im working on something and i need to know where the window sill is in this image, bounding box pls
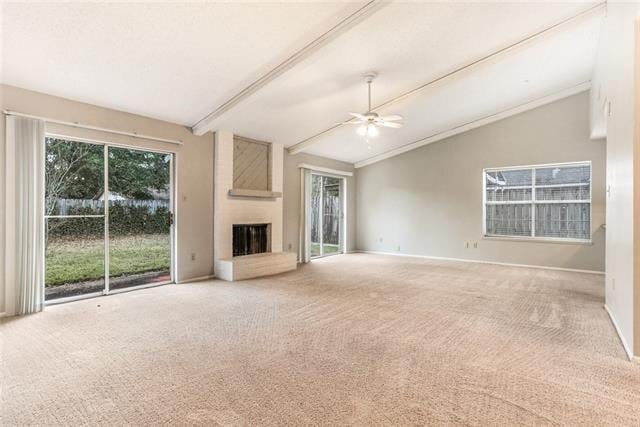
[482,235,593,245]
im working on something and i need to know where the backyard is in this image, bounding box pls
[46,234,170,287]
[310,243,341,257]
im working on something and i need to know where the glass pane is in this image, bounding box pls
[322,176,341,255]
[486,188,532,202]
[535,165,590,185]
[108,147,171,290]
[45,138,105,301]
[310,175,322,257]
[535,203,590,239]
[45,217,105,301]
[485,169,532,188]
[45,137,104,216]
[485,169,532,204]
[485,204,532,237]
[535,165,591,201]
[536,186,590,201]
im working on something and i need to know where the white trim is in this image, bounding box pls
[104,146,110,294]
[484,160,593,172]
[604,304,634,361]
[45,291,104,306]
[355,250,605,275]
[298,163,353,177]
[191,0,386,135]
[4,110,183,145]
[44,281,173,306]
[107,281,172,295]
[354,83,591,168]
[177,274,216,284]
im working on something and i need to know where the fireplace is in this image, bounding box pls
[233,224,271,257]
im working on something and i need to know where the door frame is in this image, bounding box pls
[309,172,346,259]
[44,133,177,305]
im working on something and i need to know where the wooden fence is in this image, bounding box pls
[53,198,169,215]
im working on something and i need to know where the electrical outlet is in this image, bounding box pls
[473,242,478,249]
[379,237,383,243]
[465,242,469,249]
[288,243,292,250]
[191,253,196,261]
[397,245,401,252]
[612,278,616,290]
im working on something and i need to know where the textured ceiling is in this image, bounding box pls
[2,1,603,164]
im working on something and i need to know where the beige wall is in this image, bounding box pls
[356,92,606,272]
[590,3,640,359]
[1,84,215,315]
[283,152,356,256]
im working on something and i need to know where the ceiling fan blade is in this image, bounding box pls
[349,112,368,121]
[378,121,403,128]
[376,115,403,121]
[340,121,362,125]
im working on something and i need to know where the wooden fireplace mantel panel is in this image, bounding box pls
[215,252,297,281]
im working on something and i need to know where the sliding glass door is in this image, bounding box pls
[310,174,344,258]
[44,137,173,302]
[108,147,172,291]
[45,138,106,300]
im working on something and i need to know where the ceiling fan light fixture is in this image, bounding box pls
[347,72,402,139]
[357,124,378,137]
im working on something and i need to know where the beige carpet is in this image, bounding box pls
[2,254,639,426]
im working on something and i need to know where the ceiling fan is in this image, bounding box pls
[343,72,403,138]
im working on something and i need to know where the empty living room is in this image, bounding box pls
[2,1,640,425]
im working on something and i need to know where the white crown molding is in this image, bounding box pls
[354,81,591,168]
[191,0,387,136]
[287,2,605,156]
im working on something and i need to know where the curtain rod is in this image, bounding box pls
[3,110,183,145]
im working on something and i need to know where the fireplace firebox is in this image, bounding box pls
[233,224,271,257]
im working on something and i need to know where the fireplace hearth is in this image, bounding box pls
[233,224,271,257]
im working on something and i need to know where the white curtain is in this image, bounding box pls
[8,116,46,314]
[298,168,312,263]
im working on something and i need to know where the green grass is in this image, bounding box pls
[310,242,341,257]
[45,234,170,287]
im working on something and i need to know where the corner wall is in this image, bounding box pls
[590,2,640,359]
[1,84,215,315]
[356,92,605,272]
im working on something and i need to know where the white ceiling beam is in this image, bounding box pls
[287,2,605,155]
[191,0,387,136]
[354,81,592,169]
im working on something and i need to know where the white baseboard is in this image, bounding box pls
[604,304,634,361]
[0,311,7,318]
[177,274,216,284]
[355,250,605,275]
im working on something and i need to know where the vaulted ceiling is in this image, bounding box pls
[2,1,604,166]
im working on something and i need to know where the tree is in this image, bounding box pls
[45,138,104,215]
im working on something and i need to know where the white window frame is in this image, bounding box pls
[482,161,592,244]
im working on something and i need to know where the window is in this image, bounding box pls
[483,162,591,242]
